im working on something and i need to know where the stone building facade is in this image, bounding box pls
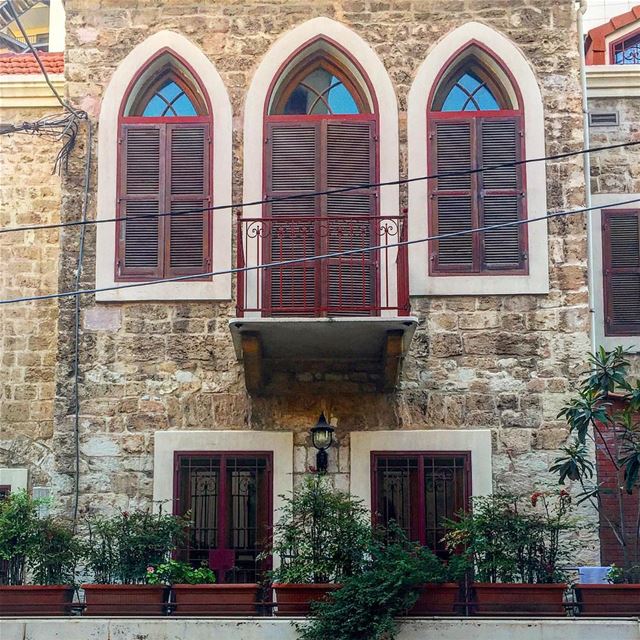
[2,0,609,570]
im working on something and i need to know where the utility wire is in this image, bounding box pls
[0,139,638,236]
[3,195,640,306]
[71,119,92,528]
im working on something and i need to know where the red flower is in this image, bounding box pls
[531,491,542,507]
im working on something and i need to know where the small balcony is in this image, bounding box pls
[230,213,417,393]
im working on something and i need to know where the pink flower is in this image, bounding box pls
[147,566,155,574]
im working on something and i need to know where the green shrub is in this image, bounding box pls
[146,559,216,585]
[84,508,188,584]
[0,490,41,585]
[444,491,576,584]
[30,516,81,585]
[0,490,79,586]
[299,532,462,640]
[268,475,372,584]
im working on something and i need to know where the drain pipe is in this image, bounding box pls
[577,0,597,353]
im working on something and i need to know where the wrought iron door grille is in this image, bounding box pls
[373,453,470,557]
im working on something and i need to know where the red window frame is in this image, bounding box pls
[602,208,640,336]
[262,37,382,317]
[371,451,471,557]
[172,451,273,584]
[115,49,213,282]
[426,42,528,276]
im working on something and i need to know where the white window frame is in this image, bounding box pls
[95,31,232,302]
[407,22,549,296]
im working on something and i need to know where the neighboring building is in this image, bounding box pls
[7,0,640,587]
[0,0,65,54]
[584,3,640,568]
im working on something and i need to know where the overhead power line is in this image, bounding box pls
[3,195,640,306]
[0,139,639,236]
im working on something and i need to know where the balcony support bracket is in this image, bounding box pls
[381,330,404,392]
[240,331,264,394]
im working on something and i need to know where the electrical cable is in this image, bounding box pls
[3,195,640,306]
[71,119,92,528]
[0,138,638,236]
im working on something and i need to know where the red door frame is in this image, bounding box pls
[172,451,273,584]
[370,451,472,550]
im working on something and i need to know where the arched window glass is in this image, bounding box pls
[142,79,198,116]
[282,67,360,115]
[441,71,500,112]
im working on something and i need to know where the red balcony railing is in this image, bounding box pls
[236,213,409,317]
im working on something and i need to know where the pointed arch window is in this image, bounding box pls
[263,47,379,316]
[116,58,212,281]
[428,54,526,275]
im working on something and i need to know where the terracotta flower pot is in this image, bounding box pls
[172,583,258,615]
[274,583,341,616]
[406,583,460,616]
[472,582,567,616]
[576,584,640,616]
[82,584,167,616]
[0,585,74,616]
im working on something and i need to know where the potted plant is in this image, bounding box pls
[444,492,575,616]
[82,508,187,616]
[267,475,371,616]
[0,490,79,616]
[407,552,469,616]
[550,347,640,616]
[299,534,453,640]
[146,559,258,615]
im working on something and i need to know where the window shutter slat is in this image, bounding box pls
[604,211,640,335]
[325,121,376,315]
[480,118,523,270]
[433,121,474,270]
[166,125,209,277]
[119,125,163,278]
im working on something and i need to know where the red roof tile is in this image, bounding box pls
[585,4,640,65]
[0,51,64,75]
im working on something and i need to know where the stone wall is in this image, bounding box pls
[589,96,640,195]
[6,0,598,561]
[0,107,62,487]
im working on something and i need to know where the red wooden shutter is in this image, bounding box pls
[118,125,164,278]
[603,210,640,335]
[431,120,474,272]
[325,120,376,315]
[479,118,524,270]
[265,122,319,315]
[166,124,210,277]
